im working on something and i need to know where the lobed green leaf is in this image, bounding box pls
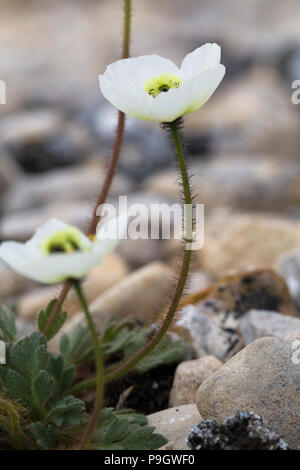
[38,299,67,341]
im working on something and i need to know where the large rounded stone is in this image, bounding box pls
[169,356,223,407]
[147,404,202,450]
[50,262,173,352]
[196,337,300,448]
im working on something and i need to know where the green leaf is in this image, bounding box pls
[59,324,93,366]
[0,305,16,342]
[101,417,129,444]
[38,299,67,341]
[102,322,135,357]
[112,324,191,373]
[2,368,31,408]
[117,425,167,450]
[45,396,88,427]
[0,333,74,419]
[9,333,49,381]
[133,335,191,373]
[26,422,57,450]
[47,355,74,399]
[62,317,190,372]
[33,370,55,407]
[93,408,167,450]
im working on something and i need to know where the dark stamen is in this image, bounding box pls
[159,84,169,93]
[48,240,80,253]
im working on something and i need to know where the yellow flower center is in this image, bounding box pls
[41,228,89,254]
[144,73,182,98]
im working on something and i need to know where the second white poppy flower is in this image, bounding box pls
[0,215,127,284]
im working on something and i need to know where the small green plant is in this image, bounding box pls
[0,304,190,449]
[59,317,191,374]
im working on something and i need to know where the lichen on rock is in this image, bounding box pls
[186,411,290,450]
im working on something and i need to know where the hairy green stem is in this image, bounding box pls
[102,120,193,384]
[73,281,104,450]
[42,0,132,339]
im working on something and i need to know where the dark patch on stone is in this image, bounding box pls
[241,275,254,284]
[186,411,291,450]
[218,284,227,292]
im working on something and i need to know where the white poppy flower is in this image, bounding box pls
[0,215,127,284]
[99,43,225,122]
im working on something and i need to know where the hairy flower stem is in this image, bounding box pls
[103,120,193,384]
[72,281,105,450]
[87,112,125,235]
[88,0,131,235]
[42,0,132,339]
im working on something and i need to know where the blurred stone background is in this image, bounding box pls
[1,0,300,326]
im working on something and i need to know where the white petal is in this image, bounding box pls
[146,86,192,122]
[144,64,225,122]
[27,218,91,251]
[0,241,102,284]
[182,64,225,114]
[180,43,221,79]
[99,55,179,121]
[100,55,179,89]
[27,218,70,246]
[0,241,47,282]
[34,252,100,283]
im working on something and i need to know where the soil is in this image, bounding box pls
[104,363,179,415]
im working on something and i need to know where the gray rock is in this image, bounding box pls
[182,0,300,58]
[187,67,300,158]
[144,155,300,213]
[117,238,165,269]
[284,330,300,342]
[196,336,300,448]
[3,164,131,213]
[0,201,91,241]
[0,153,21,198]
[278,248,300,309]
[1,110,89,172]
[240,310,300,344]
[177,305,243,362]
